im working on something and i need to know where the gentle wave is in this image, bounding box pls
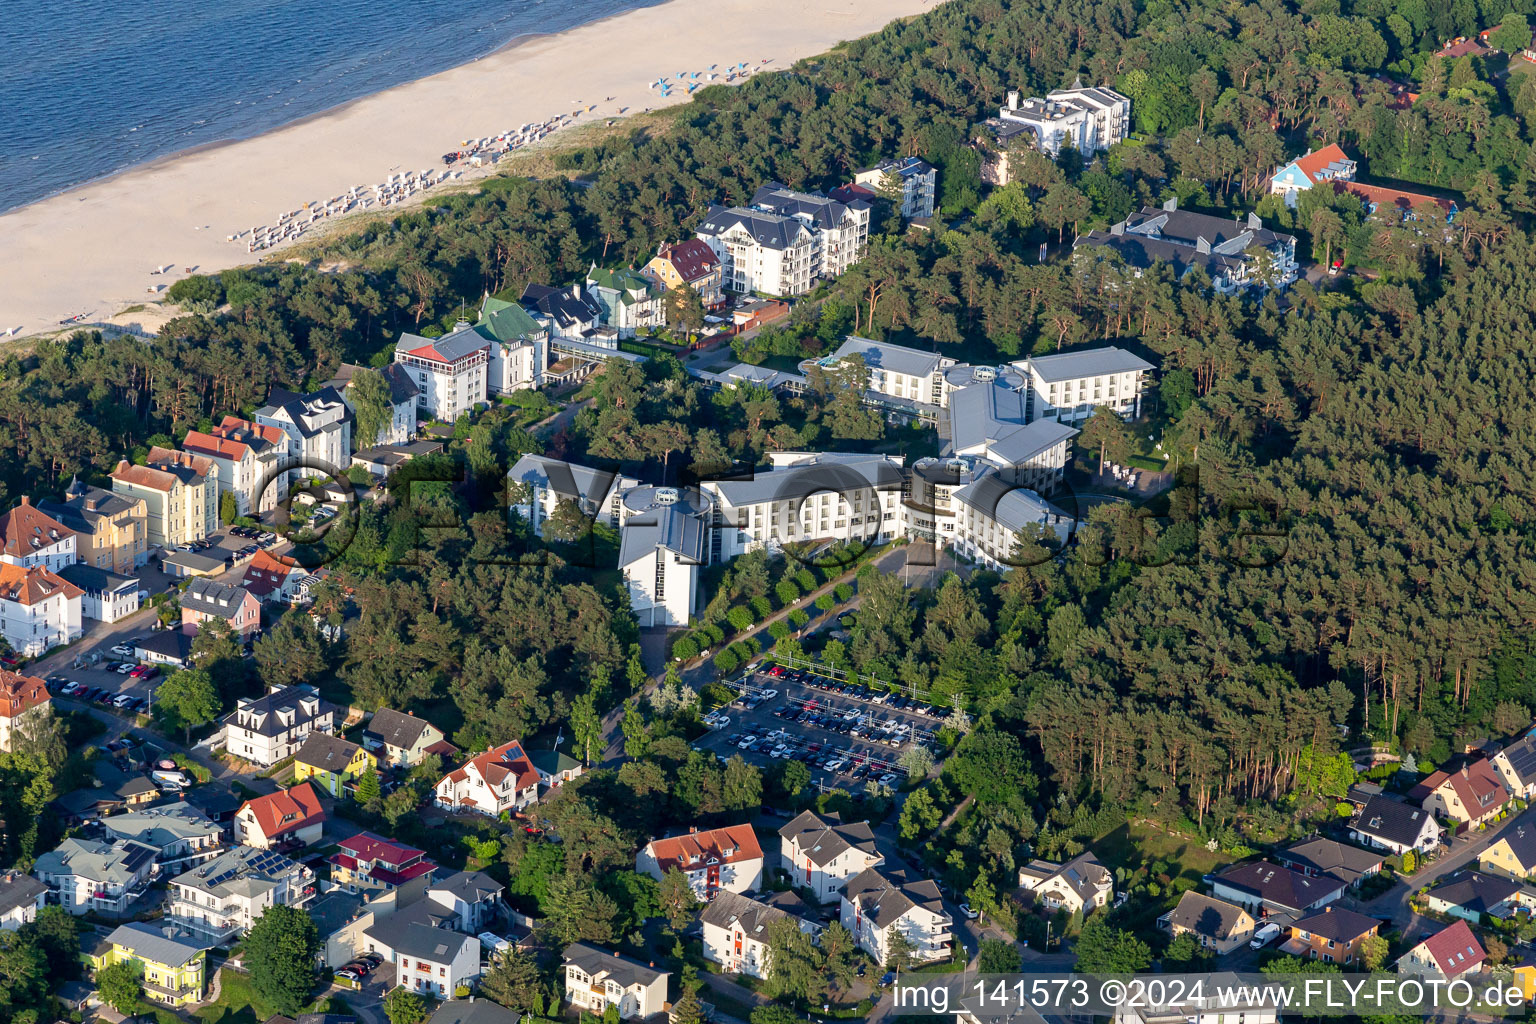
[0,0,662,213]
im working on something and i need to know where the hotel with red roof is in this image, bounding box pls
[329,831,438,898]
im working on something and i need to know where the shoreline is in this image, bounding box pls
[0,0,931,340]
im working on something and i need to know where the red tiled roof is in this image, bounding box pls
[240,781,326,839]
[1293,143,1351,182]
[461,740,539,791]
[0,669,48,720]
[182,430,252,462]
[1418,920,1486,977]
[147,446,215,477]
[217,416,286,447]
[1333,180,1455,215]
[645,823,763,874]
[0,563,83,606]
[1419,759,1508,817]
[242,550,302,597]
[112,460,177,492]
[656,240,721,284]
[338,830,426,866]
[0,497,75,557]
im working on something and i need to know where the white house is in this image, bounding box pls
[220,685,338,768]
[1269,143,1357,207]
[587,265,667,338]
[393,325,491,425]
[701,889,821,979]
[365,900,483,999]
[0,872,48,930]
[477,296,550,394]
[234,782,327,851]
[328,364,423,447]
[749,183,871,281]
[778,810,885,904]
[840,867,952,964]
[424,871,504,933]
[433,740,541,816]
[636,824,765,900]
[1017,852,1113,915]
[563,943,670,1020]
[100,804,223,872]
[254,386,354,482]
[853,156,938,219]
[165,845,316,942]
[996,80,1131,158]
[695,204,817,297]
[57,564,140,623]
[0,497,78,573]
[0,668,51,753]
[1350,794,1445,855]
[506,454,637,538]
[0,562,83,658]
[181,426,280,519]
[829,336,956,409]
[33,838,159,916]
[1017,346,1154,425]
[617,486,712,628]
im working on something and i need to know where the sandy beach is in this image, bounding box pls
[0,0,931,340]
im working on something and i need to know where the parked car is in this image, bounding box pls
[959,903,979,919]
[115,663,135,675]
[1250,922,1282,949]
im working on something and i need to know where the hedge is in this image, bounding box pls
[672,636,699,661]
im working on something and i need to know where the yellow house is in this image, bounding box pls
[89,921,210,1006]
[1513,955,1536,1002]
[1480,811,1536,879]
[293,732,375,798]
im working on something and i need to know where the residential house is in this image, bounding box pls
[1158,891,1256,955]
[364,898,482,999]
[643,239,725,309]
[701,889,821,979]
[778,810,884,904]
[57,563,141,623]
[88,921,211,1006]
[100,803,223,871]
[1268,144,1358,207]
[636,824,765,900]
[1493,732,1536,799]
[587,265,667,338]
[0,496,77,572]
[1016,346,1154,425]
[166,844,316,942]
[39,480,147,573]
[0,563,83,657]
[748,183,871,281]
[351,440,446,479]
[1282,906,1382,965]
[135,629,195,669]
[362,708,453,768]
[994,81,1131,158]
[1398,919,1487,978]
[328,363,422,446]
[110,450,219,548]
[221,685,338,767]
[52,761,161,821]
[182,423,284,518]
[506,454,637,539]
[562,942,671,1020]
[1209,861,1344,918]
[1275,837,1385,889]
[424,870,504,933]
[1423,870,1535,923]
[1412,759,1510,828]
[0,668,50,753]
[694,203,816,296]
[474,296,549,395]
[328,832,437,900]
[0,871,47,930]
[529,749,583,788]
[840,866,952,964]
[617,485,711,627]
[181,577,262,638]
[1350,794,1444,855]
[433,740,541,816]
[32,837,158,915]
[1016,852,1113,915]
[853,156,938,219]
[1075,200,1299,294]
[254,386,355,482]
[294,733,376,798]
[1479,807,1536,878]
[235,782,327,851]
[1105,981,1279,1024]
[428,1001,523,1024]
[241,549,307,604]
[393,325,492,425]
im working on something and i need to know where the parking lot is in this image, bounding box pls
[695,665,948,791]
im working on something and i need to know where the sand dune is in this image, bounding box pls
[0,0,933,339]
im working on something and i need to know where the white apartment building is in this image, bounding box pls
[477,296,550,394]
[750,183,870,280]
[701,890,821,980]
[616,486,711,628]
[636,824,764,900]
[949,464,1076,570]
[853,156,938,220]
[507,454,637,538]
[996,80,1131,158]
[587,265,667,338]
[111,450,220,548]
[943,365,1078,495]
[392,326,491,426]
[166,845,316,942]
[363,899,483,999]
[254,387,354,482]
[181,422,285,518]
[0,668,51,754]
[830,336,956,408]
[101,804,224,872]
[424,871,504,934]
[33,838,158,916]
[0,497,78,573]
[563,943,670,1020]
[1018,346,1154,424]
[220,685,337,768]
[0,563,83,658]
[433,740,541,816]
[328,364,422,447]
[695,204,817,296]
[778,811,884,904]
[840,867,953,964]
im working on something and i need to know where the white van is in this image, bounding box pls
[1249,922,1282,949]
[151,769,192,788]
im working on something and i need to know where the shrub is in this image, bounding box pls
[703,623,727,645]
[834,583,853,602]
[775,580,800,606]
[714,648,740,675]
[768,621,791,640]
[815,595,835,612]
[788,609,810,629]
[672,636,699,661]
[795,569,817,592]
[750,596,772,619]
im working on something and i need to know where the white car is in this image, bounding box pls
[879,772,898,786]
[115,663,135,674]
[824,757,846,772]
[112,694,135,708]
[738,736,759,750]
[109,643,134,657]
[711,715,730,729]
[758,689,778,700]
[769,744,788,758]
[959,904,980,919]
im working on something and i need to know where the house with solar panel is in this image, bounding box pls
[616,486,712,628]
[33,837,159,916]
[166,844,316,942]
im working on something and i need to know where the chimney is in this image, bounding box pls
[613,951,620,957]
[18,496,28,506]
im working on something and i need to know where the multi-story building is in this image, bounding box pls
[294,733,376,798]
[254,385,354,481]
[110,449,219,549]
[89,921,211,1006]
[221,685,337,768]
[166,844,316,942]
[57,563,140,623]
[587,265,667,338]
[696,203,817,297]
[701,889,821,979]
[830,336,956,408]
[327,363,422,447]
[181,577,261,638]
[1269,143,1358,207]
[365,899,482,999]
[181,419,287,517]
[1075,200,1299,294]
[39,480,147,574]
[424,870,504,933]
[995,80,1131,158]
[362,708,454,768]
[507,454,637,539]
[0,497,77,572]
[0,668,49,753]
[1017,346,1154,425]
[636,824,764,900]
[617,486,711,627]
[433,740,541,816]
[521,283,605,340]
[99,804,224,872]
[943,366,1078,494]
[1158,891,1256,955]
[476,296,550,394]
[840,866,952,964]
[563,943,670,1020]
[0,872,47,930]
[33,837,159,916]
[1017,852,1114,914]
[778,810,884,904]
[240,549,307,605]
[643,240,725,309]
[853,156,938,219]
[749,183,870,281]
[329,832,438,900]
[393,325,492,425]
[234,782,327,851]
[0,563,83,657]
[1412,760,1511,828]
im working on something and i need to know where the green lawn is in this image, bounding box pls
[1093,820,1236,886]
[195,969,349,1024]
